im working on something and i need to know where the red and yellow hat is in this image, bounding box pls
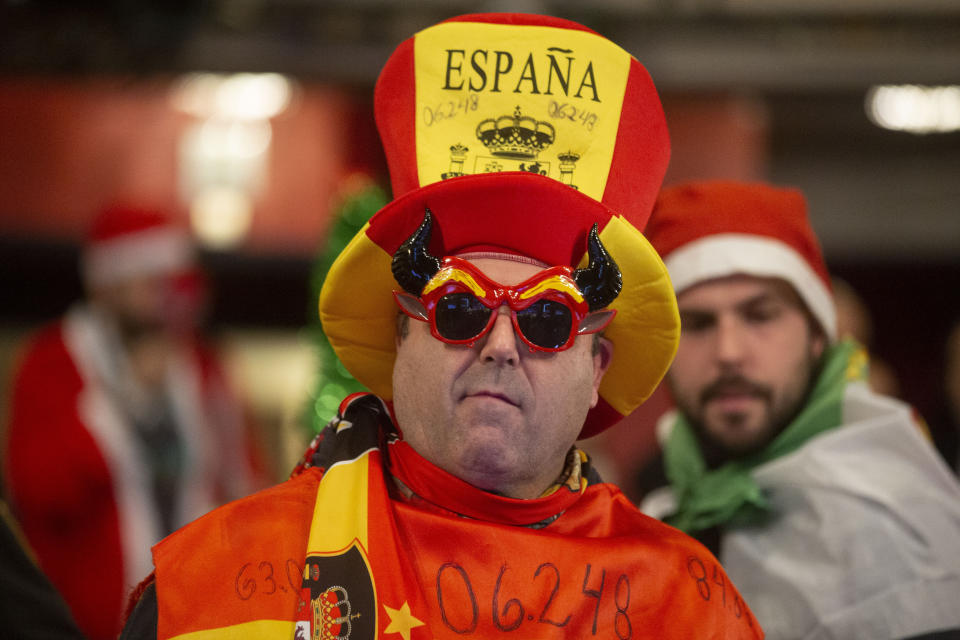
[320,13,678,437]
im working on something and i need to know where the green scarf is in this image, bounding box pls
[663,339,867,534]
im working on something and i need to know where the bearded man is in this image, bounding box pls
[640,180,960,640]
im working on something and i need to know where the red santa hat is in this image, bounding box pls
[82,205,194,289]
[646,180,837,341]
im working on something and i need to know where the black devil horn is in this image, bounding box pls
[573,223,622,311]
[391,208,442,295]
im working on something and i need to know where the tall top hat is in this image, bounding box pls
[320,13,679,437]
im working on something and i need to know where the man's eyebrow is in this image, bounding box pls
[678,291,781,316]
[740,283,813,314]
[677,308,717,328]
[678,307,715,317]
[733,291,777,312]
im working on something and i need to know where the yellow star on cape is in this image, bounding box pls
[383,600,425,640]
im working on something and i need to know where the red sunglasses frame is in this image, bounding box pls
[393,256,615,352]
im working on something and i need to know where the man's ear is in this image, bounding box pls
[808,317,827,361]
[589,336,614,408]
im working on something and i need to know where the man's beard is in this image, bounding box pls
[115,311,167,345]
[676,359,821,469]
[690,375,779,467]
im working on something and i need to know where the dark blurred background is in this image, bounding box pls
[2,0,958,481]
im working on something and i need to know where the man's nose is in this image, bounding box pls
[477,306,521,366]
[715,316,746,369]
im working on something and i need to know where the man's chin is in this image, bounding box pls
[715,436,767,458]
[453,406,523,446]
[449,430,521,475]
[701,413,771,458]
[455,429,515,464]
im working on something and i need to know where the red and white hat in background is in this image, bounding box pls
[646,180,837,342]
[81,205,195,289]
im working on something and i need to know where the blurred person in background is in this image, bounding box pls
[638,181,960,640]
[3,204,265,640]
[832,276,901,397]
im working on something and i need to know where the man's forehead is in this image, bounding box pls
[457,253,551,286]
[677,274,806,310]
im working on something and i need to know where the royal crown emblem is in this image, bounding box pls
[439,107,583,183]
[476,106,555,159]
[313,585,360,640]
[298,548,375,640]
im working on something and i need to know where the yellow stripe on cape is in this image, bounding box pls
[169,619,294,640]
[307,450,372,554]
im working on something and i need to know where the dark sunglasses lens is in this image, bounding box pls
[435,293,492,341]
[516,300,573,349]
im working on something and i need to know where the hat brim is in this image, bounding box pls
[319,172,678,437]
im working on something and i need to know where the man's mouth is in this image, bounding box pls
[707,393,761,414]
[701,378,769,408]
[463,390,520,407]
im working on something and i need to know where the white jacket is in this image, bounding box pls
[642,383,960,640]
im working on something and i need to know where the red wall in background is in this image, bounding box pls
[663,93,770,186]
[0,79,184,238]
[0,78,375,253]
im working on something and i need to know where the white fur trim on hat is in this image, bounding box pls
[664,233,837,341]
[82,227,194,288]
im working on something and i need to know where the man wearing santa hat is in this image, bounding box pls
[640,180,960,639]
[119,14,763,640]
[4,205,263,640]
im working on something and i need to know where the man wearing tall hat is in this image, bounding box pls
[4,205,264,640]
[121,15,763,639]
[639,180,960,639]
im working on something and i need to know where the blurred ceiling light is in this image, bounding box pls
[171,72,294,121]
[189,186,254,249]
[866,85,960,134]
[196,119,272,161]
[173,72,291,249]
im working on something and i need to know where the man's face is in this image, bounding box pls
[93,273,174,340]
[392,257,612,499]
[667,275,826,459]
